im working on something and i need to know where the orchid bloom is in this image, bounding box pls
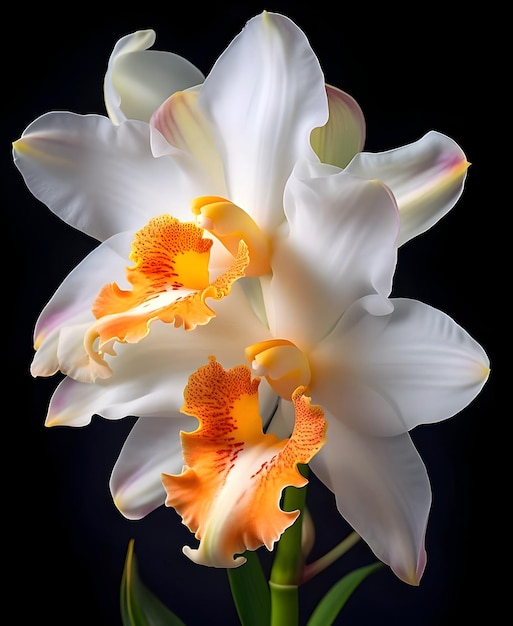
[159,157,488,584]
[13,11,489,585]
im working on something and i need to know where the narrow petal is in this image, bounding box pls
[13,112,206,241]
[267,161,398,346]
[311,84,366,168]
[345,130,469,246]
[162,359,326,567]
[104,29,204,125]
[310,418,430,585]
[45,284,272,427]
[198,11,328,233]
[110,416,195,520]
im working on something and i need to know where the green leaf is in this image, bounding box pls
[227,550,271,626]
[306,561,384,626]
[120,539,186,626]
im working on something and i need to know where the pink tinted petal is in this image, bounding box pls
[345,130,469,246]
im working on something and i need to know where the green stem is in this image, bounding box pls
[300,531,361,584]
[268,582,299,626]
[269,465,309,626]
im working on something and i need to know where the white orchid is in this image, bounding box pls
[13,11,489,587]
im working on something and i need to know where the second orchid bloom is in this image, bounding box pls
[14,11,489,586]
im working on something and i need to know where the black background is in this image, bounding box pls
[4,3,496,625]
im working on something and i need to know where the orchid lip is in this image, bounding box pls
[82,213,249,379]
[162,357,326,568]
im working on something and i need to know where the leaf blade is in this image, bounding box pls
[120,539,187,626]
[306,561,384,626]
[227,551,271,626]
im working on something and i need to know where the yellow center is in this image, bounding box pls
[191,196,272,277]
[245,339,311,400]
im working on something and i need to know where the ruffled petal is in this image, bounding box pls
[267,161,398,345]
[345,130,469,246]
[110,372,279,520]
[86,216,249,378]
[162,359,326,567]
[198,11,328,233]
[31,232,133,382]
[45,283,272,427]
[110,415,195,519]
[104,30,204,125]
[311,84,366,168]
[310,418,430,585]
[13,112,206,241]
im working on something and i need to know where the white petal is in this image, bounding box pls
[198,11,328,233]
[31,232,132,381]
[311,419,430,585]
[311,84,366,168]
[13,112,206,240]
[308,294,403,437]
[355,298,490,429]
[45,283,271,427]
[110,416,194,519]
[267,161,398,345]
[31,319,88,379]
[104,30,204,125]
[310,344,408,439]
[345,131,469,246]
[151,89,226,192]
[310,295,489,436]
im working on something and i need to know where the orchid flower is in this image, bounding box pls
[158,157,488,585]
[13,11,489,588]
